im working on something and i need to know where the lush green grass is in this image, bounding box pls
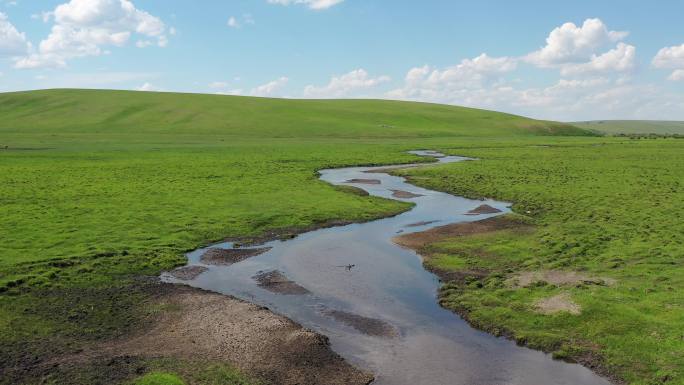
[0,89,584,384]
[398,140,684,385]
[2,89,681,385]
[573,120,684,135]
[134,372,186,385]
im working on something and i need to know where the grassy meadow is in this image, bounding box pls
[397,140,684,384]
[0,89,681,384]
[573,120,684,135]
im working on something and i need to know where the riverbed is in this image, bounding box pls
[164,151,610,385]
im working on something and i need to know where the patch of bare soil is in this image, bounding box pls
[200,247,271,266]
[390,189,423,199]
[345,178,381,185]
[52,284,373,385]
[253,270,310,295]
[393,215,528,250]
[167,265,208,280]
[322,310,398,338]
[465,204,502,215]
[510,270,616,288]
[535,293,581,315]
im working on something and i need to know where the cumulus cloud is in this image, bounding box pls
[0,12,30,57]
[15,0,169,69]
[652,44,684,81]
[386,53,517,101]
[303,69,390,98]
[560,42,636,76]
[526,18,628,67]
[250,76,288,97]
[267,0,343,10]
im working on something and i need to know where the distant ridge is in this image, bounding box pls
[0,89,591,138]
[572,120,684,135]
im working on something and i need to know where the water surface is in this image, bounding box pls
[164,151,610,385]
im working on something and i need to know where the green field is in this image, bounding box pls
[573,120,684,135]
[0,89,681,384]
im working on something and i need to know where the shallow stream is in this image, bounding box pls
[164,151,610,385]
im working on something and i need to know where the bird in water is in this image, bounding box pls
[336,264,356,271]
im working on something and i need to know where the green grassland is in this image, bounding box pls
[397,140,684,385]
[0,89,681,384]
[573,120,684,135]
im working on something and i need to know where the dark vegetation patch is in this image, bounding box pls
[200,247,271,266]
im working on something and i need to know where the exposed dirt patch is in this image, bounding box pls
[510,270,616,288]
[535,293,581,315]
[167,265,208,280]
[200,247,271,266]
[465,204,502,215]
[390,189,423,199]
[253,270,310,295]
[393,215,528,250]
[322,310,398,338]
[43,284,372,385]
[345,178,381,185]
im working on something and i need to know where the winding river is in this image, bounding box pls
[164,151,610,385]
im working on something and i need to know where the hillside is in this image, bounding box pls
[573,120,684,135]
[0,89,587,138]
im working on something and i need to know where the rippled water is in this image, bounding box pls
[164,151,610,385]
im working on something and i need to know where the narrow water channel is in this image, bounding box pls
[163,151,610,385]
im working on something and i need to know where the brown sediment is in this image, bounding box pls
[253,270,310,295]
[405,220,440,227]
[390,189,423,199]
[393,215,527,251]
[345,178,381,185]
[200,247,271,266]
[40,284,373,385]
[167,265,208,280]
[364,165,419,174]
[465,204,502,215]
[323,310,398,338]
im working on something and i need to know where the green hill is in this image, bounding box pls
[0,89,586,138]
[573,120,684,135]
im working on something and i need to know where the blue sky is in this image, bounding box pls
[1,0,683,121]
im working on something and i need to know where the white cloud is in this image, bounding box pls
[15,0,169,69]
[526,18,628,67]
[303,69,390,98]
[0,12,30,57]
[250,76,288,97]
[652,44,684,81]
[267,0,343,10]
[227,14,254,29]
[669,69,684,82]
[386,53,517,101]
[136,82,157,91]
[561,43,636,76]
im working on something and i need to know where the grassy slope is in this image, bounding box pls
[573,120,684,135]
[0,89,585,384]
[398,140,684,385]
